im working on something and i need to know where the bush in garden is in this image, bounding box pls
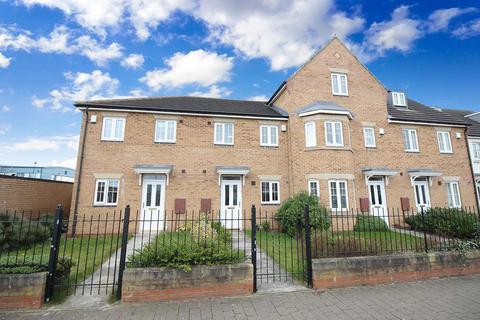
[260,220,271,232]
[275,192,331,237]
[0,256,74,275]
[353,215,389,232]
[405,207,480,239]
[0,213,52,251]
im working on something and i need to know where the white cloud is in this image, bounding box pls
[0,52,11,68]
[140,49,233,90]
[0,123,11,135]
[33,70,120,112]
[453,18,480,39]
[128,0,194,40]
[0,25,123,66]
[3,135,79,152]
[2,105,10,112]
[51,157,77,169]
[427,8,477,33]
[19,0,125,36]
[247,95,268,101]
[194,0,364,70]
[364,6,422,56]
[121,53,145,69]
[189,85,232,98]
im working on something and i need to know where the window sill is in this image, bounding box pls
[214,143,234,146]
[439,151,453,154]
[332,93,349,97]
[261,202,280,206]
[405,150,420,153]
[93,204,118,207]
[101,139,124,143]
[154,141,176,144]
[260,145,279,148]
[365,146,377,149]
[305,146,353,152]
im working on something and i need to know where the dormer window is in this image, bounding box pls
[392,92,407,107]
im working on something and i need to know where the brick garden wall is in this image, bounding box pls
[0,272,47,310]
[312,251,480,289]
[122,263,253,303]
[0,175,73,216]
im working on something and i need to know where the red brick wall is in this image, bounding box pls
[0,176,73,216]
[0,272,46,310]
[312,251,480,289]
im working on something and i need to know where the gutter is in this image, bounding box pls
[71,107,89,236]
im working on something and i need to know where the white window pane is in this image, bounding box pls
[272,182,279,201]
[156,121,166,141]
[261,182,270,202]
[340,75,347,94]
[411,130,418,150]
[167,121,175,141]
[103,119,112,138]
[335,122,342,145]
[270,127,278,145]
[305,122,316,147]
[332,74,339,94]
[225,123,233,143]
[261,127,269,144]
[114,119,123,139]
[326,122,333,144]
[215,124,223,143]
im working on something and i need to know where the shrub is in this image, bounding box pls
[275,192,331,237]
[405,208,480,239]
[0,213,52,251]
[353,215,389,232]
[126,232,242,272]
[260,220,270,232]
[0,255,47,274]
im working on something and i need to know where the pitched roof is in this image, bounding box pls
[296,101,355,119]
[441,108,480,137]
[75,96,288,119]
[387,97,470,126]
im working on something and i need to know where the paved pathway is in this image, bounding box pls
[2,275,480,319]
[232,230,305,292]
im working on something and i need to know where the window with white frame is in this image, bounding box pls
[437,131,452,153]
[261,181,280,204]
[102,117,125,141]
[329,180,348,210]
[363,127,376,148]
[471,142,480,160]
[403,128,419,152]
[260,125,278,146]
[331,73,348,96]
[325,121,343,146]
[155,119,176,143]
[446,181,462,208]
[304,122,317,147]
[308,180,320,199]
[214,122,234,145]
[94,179,119,206]
[392,92,407,106]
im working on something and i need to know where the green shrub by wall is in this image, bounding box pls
[353,215,389,232]
[275,192,331,237]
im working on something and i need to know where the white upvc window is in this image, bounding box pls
[446,181,462,208]
[308,180,320,199]
[437,131,452,154]
[304,122,317,147]
[101,117,125,141]
[94,179,119,206]
[260,125,278,147]
[403,128,419,152]
[471,142,480,160]
[155,119,176,143]
[329,180,348,210]
[325,121,344,146]
[331,73,348,96]
[363,127,376,148]
[214,122,234,145]
[261,181,280,204]
[392,92,407,106]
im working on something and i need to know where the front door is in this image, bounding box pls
[368,178,389,225]
[141,175,166,231]
[413,178,431,212]
[220,177,242,229]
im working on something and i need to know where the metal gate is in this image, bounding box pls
[251,205,313,292]
[44,206,131,302]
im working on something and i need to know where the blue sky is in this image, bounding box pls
[0,0,480,169]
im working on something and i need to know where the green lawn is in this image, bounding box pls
[246,229,427,281]
[0,235,121,303]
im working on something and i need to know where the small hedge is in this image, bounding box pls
[405,207,480,239]
[275,192,331,237]
[0,213,52,251]
[353,215,389,232]
[0,255,74,275]
[127,216,243,272]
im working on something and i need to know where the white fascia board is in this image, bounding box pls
[77,107,288,121]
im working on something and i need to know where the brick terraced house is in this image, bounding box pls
[70,37,478,232]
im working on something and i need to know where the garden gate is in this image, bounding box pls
[250,205,313,292]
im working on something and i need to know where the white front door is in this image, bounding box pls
[220,177,242,229]
[141,175,166,231]
[413,178,431,212]
[368,178,389,225]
